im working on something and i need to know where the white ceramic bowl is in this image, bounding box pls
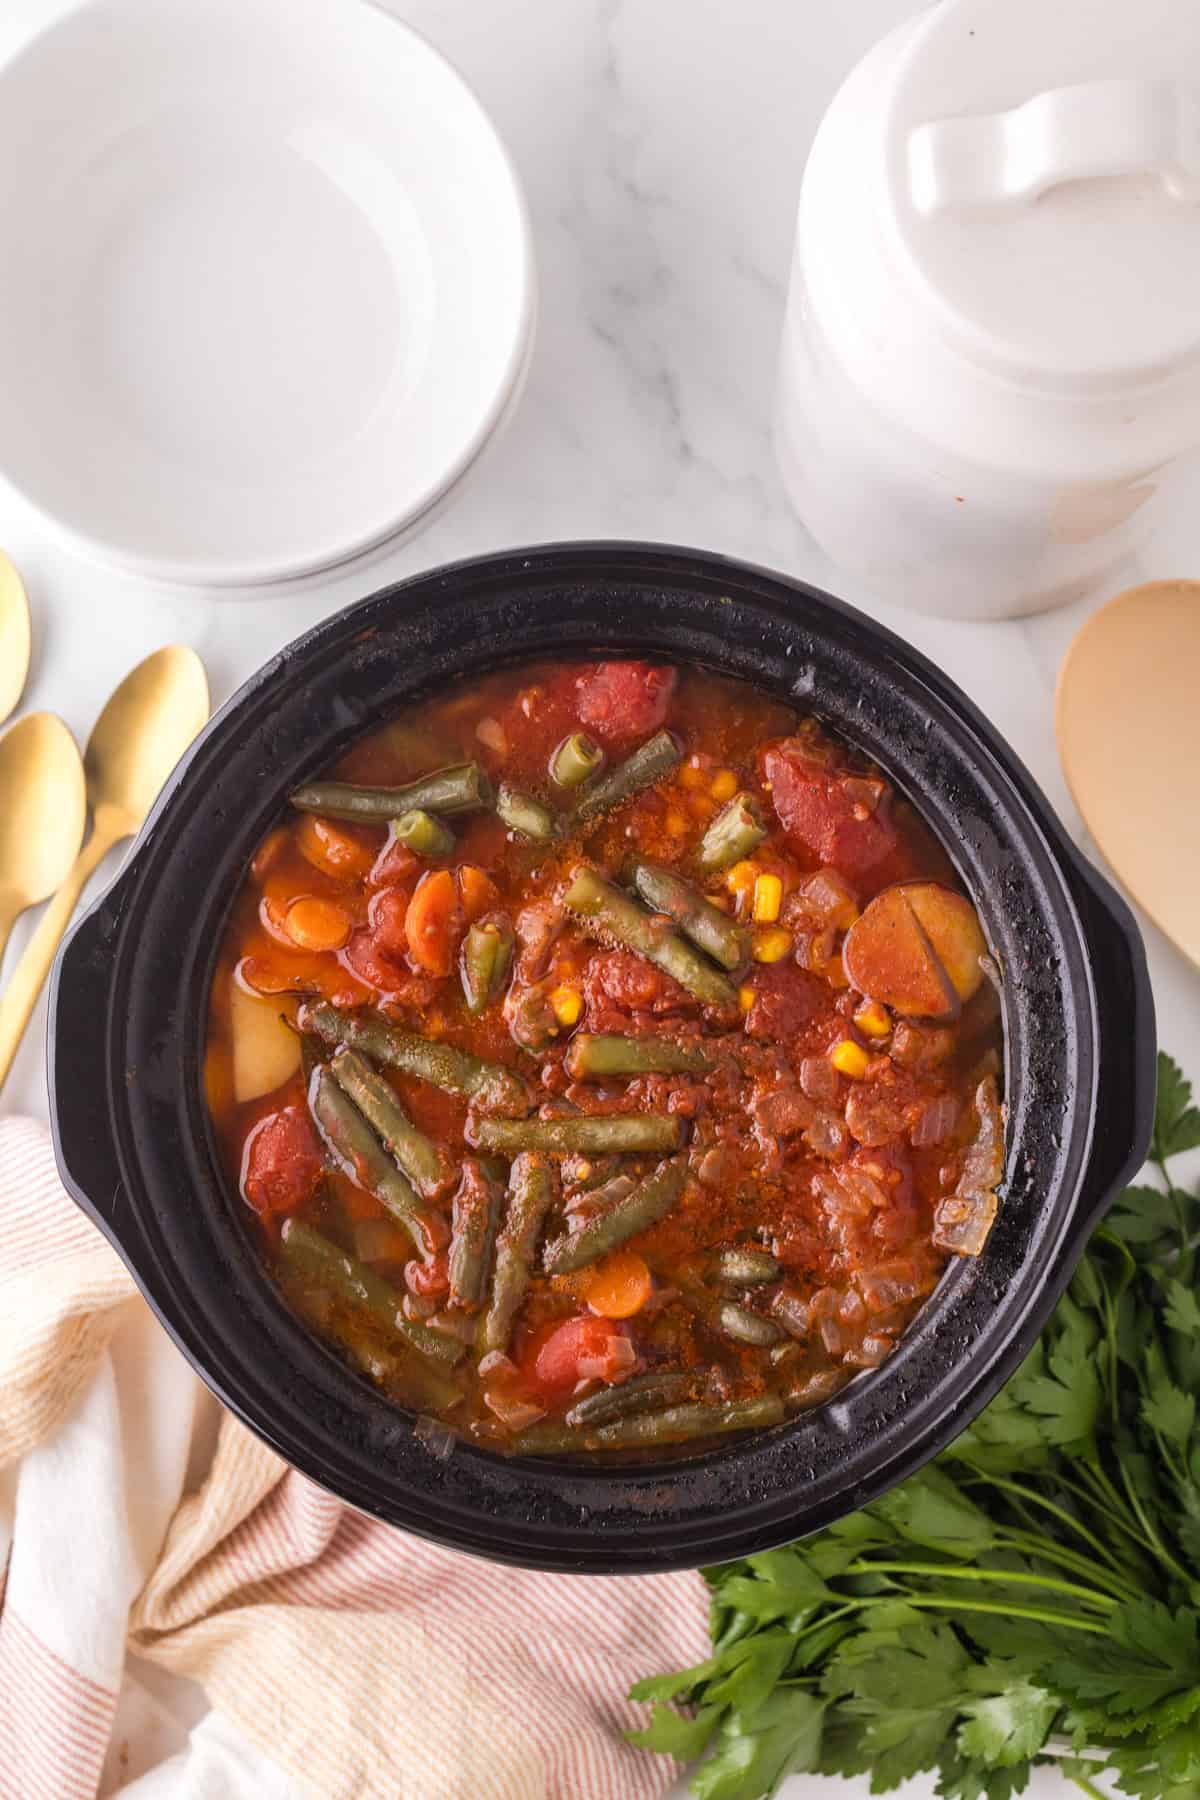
[0,0,535,585]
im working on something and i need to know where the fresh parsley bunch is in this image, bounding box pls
[629,1054,1200,1800]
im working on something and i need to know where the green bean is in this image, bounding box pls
[565,1370,696,1428]
[570,730,681,824]
[330,1047,455,1200]
[298,1001,528,1114]
[770,1289,812,1340]
[289,762,492,823]
[627,858,748,971]
[542,1156,686,1274]
[448,1159,504,1310]
[308,1066,440,1255]
[565,1032,712,1081]
[496,784,558,843]
[471,1114,683,1157]
[550,731,605,789]
[460,921,514,1016]
[590,1393,784,1448]
[698,792,767,872]
[479,1154,554,1357]
[714,1247,781,1286]
[713,1299,783,1347]
[279,1220,463,1367]
[390,809,455,858]
[339,1326,464,1411]
[562,867,738,1015]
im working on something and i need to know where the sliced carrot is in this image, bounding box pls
[583,1250,654,1320]
[251,827,291,883]
[294,813,378,882]
[458,863,501,924]
[285,896,352,953]
[404,869,461,976]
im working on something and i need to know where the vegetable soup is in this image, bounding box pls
[204,660,1004,1458]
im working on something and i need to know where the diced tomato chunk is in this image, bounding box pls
[525,1315,632,1401]
[369,834,419,889]
[242,1107,324,1218]
[583,950,696,1023]
[763,741,898,878]
[576,661,676,744]
[369,887,410,961]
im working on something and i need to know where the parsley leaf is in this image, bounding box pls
[1155,1052,1200,1161]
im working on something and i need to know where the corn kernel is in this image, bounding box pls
[679,762,705,789]
[854,1001,891,1039]
[752,873,783,923]
[752,927,792,963]
[665,810,688,835]
[710,768,738,802]
[549,985,582,1027]
[726,860,758,894]
[830,1039,871,1079]
[738,985,755,1014]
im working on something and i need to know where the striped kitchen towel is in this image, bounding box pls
[0,1118,709,1799]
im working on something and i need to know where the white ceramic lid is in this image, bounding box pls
[0,0,534,586]
[888,0,1200,390]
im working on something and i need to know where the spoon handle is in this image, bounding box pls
[0,825,120,1093]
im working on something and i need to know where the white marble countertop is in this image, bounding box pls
[1,1,1197,1795]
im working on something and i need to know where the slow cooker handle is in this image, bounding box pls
[1062,854,1158,1226]
[47,881,135,1257]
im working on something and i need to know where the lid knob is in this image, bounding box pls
[910,79,1200,214]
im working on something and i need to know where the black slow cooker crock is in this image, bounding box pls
[49,544,1156,1573]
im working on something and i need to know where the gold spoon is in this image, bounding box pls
[1056,577,1200,968]
[0,553,32,725]
[0,646,210,1090]
[0,714,87,965]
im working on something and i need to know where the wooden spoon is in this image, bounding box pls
[0,713,87,964]
[0,646,210,1090]
[0,553,32,726]
[1056,578,1200,967]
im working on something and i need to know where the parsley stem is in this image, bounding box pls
[1100,1456,1193,1586]
[956,1472,1139,1582]
[853,1594,1107,1634]
[845,1560,1116,1612]
[1058,1466,1162,1565]
[998,1531,1142,1604]
[1067,1775,1109,1800]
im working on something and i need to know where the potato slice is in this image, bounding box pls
[843,883,986,1021]
[230,982,301,1102]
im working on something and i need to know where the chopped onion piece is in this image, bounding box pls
[845,1085,906,1147]
[910,1092,960,1148]
[475,716,508,755]
[844,1332,893,1369]
[788,1368,850,1410]
[799,1055,838,1104]
[933,1189,998,1257]
[483,1389,546,1430]
[478,1350,518,1380]
[577,1334,638,1383]
[414,1416,457,1460]
[958,1076,1005,1193]
[429,1310,479,1345]
[804,1109,848,1161]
